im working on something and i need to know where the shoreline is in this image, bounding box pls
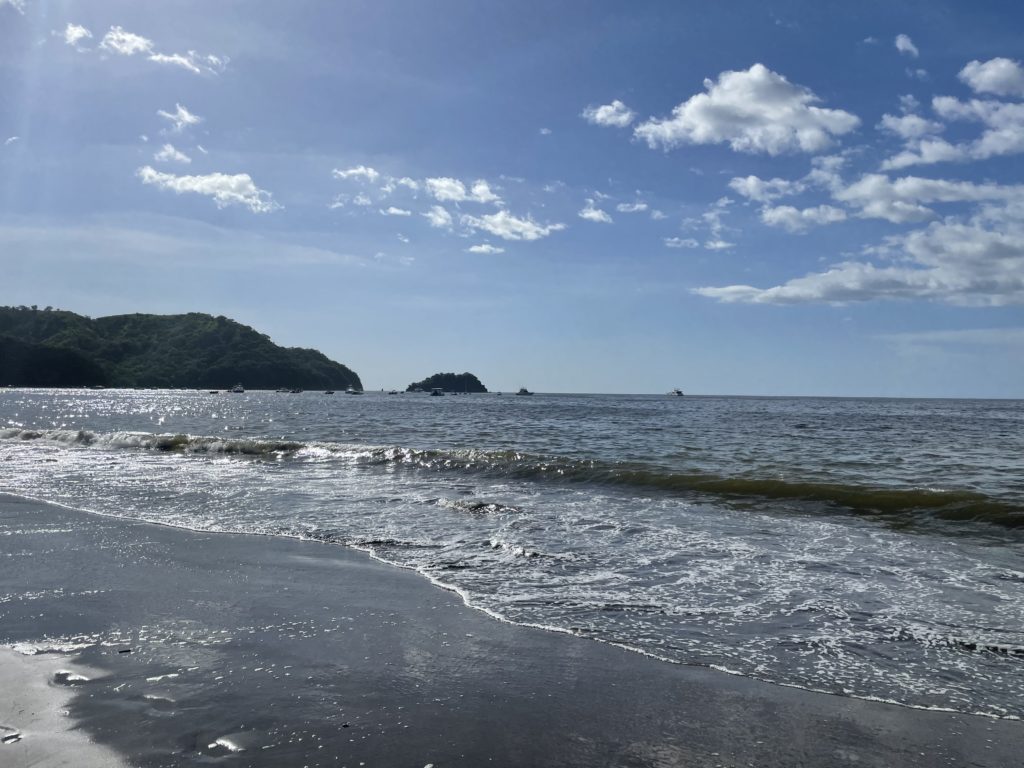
[2,493,1023,767]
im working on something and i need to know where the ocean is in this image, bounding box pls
[2,389,1022,719]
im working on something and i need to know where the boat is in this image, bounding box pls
[346,386,363,395]
[430,388,444,396]
[230,383,244,393]
[324,390,335,395]
[515,387,533,396]
[668,388,684,396]
[387,390,398,395]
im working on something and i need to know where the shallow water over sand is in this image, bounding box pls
[2,389,1023,717]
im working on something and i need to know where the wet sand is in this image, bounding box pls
[1,492,1022,767]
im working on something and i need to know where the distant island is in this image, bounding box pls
[406,372,487,393]
[0,306,362,390]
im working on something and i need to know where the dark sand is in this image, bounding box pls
[1,493,1022,768]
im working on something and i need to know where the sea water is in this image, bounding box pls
[1,389,1022,718]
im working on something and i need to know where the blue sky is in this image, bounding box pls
[2,0,1023,396]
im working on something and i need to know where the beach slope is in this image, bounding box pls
[1,493,1021,767]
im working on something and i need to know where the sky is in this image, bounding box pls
[2,0,1023,397]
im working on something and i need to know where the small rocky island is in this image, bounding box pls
[406,372,488,393]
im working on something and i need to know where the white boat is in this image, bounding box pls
[668,388,684,396]
[230,383,244,393]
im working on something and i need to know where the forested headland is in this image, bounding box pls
[0,306,362,390]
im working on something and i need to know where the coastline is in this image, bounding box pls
[2,492,1022,767]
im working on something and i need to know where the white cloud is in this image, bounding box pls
[835,173,1024,223]
[581,99,636,128]
[137,166,280,213]
[634,64,859,155]
[895,34,919,58]
[157,103,202,133]
[664,237,699,249]
[696,205,1024,306]
[0,0,26,15]
[650,209,668,220]
[880,138,967,170]
[352,193,372,206]
[62,23,92,47]
[958,58,1024,97]
[100,26,154,56]
[728,175,803,202]
[539,127,552,135]
[422,205,453,229]
[878,113,943,140]
[704,239,735,250]
[881,95,1024,169]
[616,201,648,213]
[380,206,411,216]
[4,136,19,146]
[760,204,847,232]
[332,165,380,183]
[396,177,419,191]
[692,217,1024,307]
[466,243,505,254]
[461,210,565,241]
[425,177,500,204]
[148,51,226,75]
[153,143,191,164]
[906,67,929,81]
[578,199,613,223]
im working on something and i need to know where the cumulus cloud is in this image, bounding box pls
[100,26,154,56]
[835,173,1024,223]
[157,103,201,133]
[466,243,505,254]
[634,64,859,155]
[137,166,280,213]
[878,113,943,140]
[760,204,847,232]
[422,205,453,229]
[153,143,191,164]
[380,206,411,216]
[664,237,699,248]
[728,175,804,202]
[616,201,648,213]
[695,214,1024,306]
[581,100,636,128]
[578,199,613,223]
[461,210,565,241]
[895,34,919,58]
[882,96,1024,168]
[958,58,1024,97]
[62,23,92,47]
[425,177,500,204]
[333,165,380,183]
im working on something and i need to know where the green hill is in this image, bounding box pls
[407,372,487,393]
[0,306,362,390]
